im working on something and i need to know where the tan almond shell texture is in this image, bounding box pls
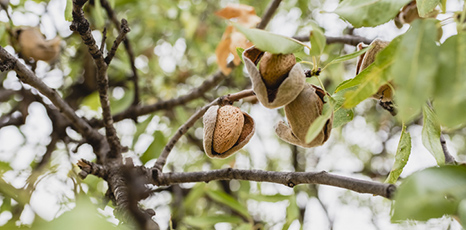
[242,47,305,109]
[203,105,255,158]
[275,84,333,148]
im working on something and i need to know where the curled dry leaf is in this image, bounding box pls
[215,4,261,75]
[17,27,61,63]
[275,84,333,148]
[203,105,255,158]
[356,39,393,102]
[243,46,305,109]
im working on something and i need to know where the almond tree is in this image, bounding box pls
[0,0,465,229]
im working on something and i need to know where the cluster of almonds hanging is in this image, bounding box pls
[202,46,334,158]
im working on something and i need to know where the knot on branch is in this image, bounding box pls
[386,184,397,199]
[151,168,167,186]
[70,16,90,35]
[120,19,131,34]
[0,57,15,72]
[77,159,107,179]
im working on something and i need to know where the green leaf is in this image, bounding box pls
[65,0,73,22]
[324,46,372,69]
[433,33,466,128]
[236,47,245,63]
[91,0,105,29]
[417,0,440,17]
[421,105,445,165]
[183,183,206,210]
[237,223,254,230]
[234,24,305,54]
[81,92,100,111]
[392,165,466,221]
[458,200,466,229]
[283,196,300,230]
[140,130,165,164]
[331,89,355,128]
[393,19,439,122]
[309,21,326,56]
[0,25,6,47]
[184,215,243,228]
[384,125,411,184]
[30,196,120,230]
[339,37,400,108]
[440,0,446,12]
[305,97,333,143]
[333,0,412,28]
[205,189,251,220]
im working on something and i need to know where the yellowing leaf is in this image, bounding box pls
[215,4,261,75]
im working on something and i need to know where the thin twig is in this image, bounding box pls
[70,0,121,158]
[100,27,107,54]
[100,0,140,107]
[105,19,131,64]
[153,89,255,171]
[440,134,456,164]
[293,35,373,46]
[257,0,282,29]
[89,67,232,128]
[154,168,396,199]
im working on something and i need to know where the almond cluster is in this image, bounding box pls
[201,46,335,158]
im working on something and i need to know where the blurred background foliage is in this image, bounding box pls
[0,0,465,229]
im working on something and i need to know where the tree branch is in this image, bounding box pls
[294,35,373,46]
[105,19,130,64]
[89,67,232,128]
[100,0,140,107]
[89,0,286,128]
[70,0,122,158]
[440,134,456,164]
[153,89,255,171]
[0,46,107,159]
[154,168,395,199]
[257,0,282,29]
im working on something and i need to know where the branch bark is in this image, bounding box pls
[154,168,395,199]
[294,35,373,46]
[70,0,122,158]
[0,46,107,159]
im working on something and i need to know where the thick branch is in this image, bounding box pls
[89,68,230,128]
[153,89,255,171]
[156,168,395,199]
[0,46,106,158]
